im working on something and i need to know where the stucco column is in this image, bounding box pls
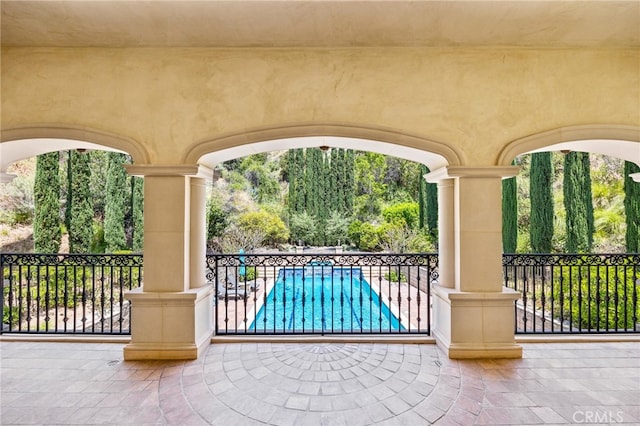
[453,168,508,292]
[425,168,454,288]
[428,166,522,359]
[190,177,207,289]
[141,174,190,292]
[122,164,214,360]
[436,178,455,289]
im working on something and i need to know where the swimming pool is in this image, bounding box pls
[250,266,405,333]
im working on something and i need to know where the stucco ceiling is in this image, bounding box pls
[2,0,639,48]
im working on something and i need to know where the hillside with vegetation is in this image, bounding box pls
[0,148,637,254]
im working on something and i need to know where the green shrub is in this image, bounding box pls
[238,210,289,247]
[551,261,639,330]
[382,202,419,228]
[347,220,363,247]
[2,305,22,326]
[91,221,106,253]
[289,212,317,245]
[384,270,407,282]
[240,267,257,281]
[358,222,380,252]
[13,207,34,225]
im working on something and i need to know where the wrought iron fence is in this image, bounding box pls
[3,251,638,337]
[1,253,142,335]
[503,254,640,334]
[206,253,438,335]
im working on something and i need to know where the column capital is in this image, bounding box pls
[424,166,450,183]
[125,164,213,179]
[425,166,520,182]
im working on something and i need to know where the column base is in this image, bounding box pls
[123,286,214,360]
[432,285,522,359]
[123,340,209,360]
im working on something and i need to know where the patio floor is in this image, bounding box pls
[1,340,639,425]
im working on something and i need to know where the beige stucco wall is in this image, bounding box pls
[2,47,638,165]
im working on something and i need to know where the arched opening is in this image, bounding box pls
[1,129,147,334]
[1,125,150,182]
[497,124,640,253]
[497,125,640,335]
[194,132,450,337]
[1,128,146,253]
[186,123,462,170]
[496,124,640,167]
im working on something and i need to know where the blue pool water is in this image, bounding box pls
[250,267,404,332]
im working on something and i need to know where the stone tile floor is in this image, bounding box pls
[1,341,638,425]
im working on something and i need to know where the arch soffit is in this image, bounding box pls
[497,125,640,166]
[183,124,464,170]
[0,125,151,169]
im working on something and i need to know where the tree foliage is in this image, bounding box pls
[324,211,350,246]
[529,152,553,253]
[354,153,386,221]
[243,160,280,204]
[213,225,265,253]
[33,152,61,253]
[304,148,323,218]
[289,212,317,245]
[237,210,289,247]
[502,175,517,253]
[418,165,438,240]
[287,149,305,218]
[624,161,640,252]
[131,176,144,252]
[382,202,419,229]
[68,150,94,253]
[564,152,594,253]
[380,225,432,253]
[89,150,108,219]
[285,148,355,244]
[206,196,228,242]
[355,222,380,252]
[104,152,129,252]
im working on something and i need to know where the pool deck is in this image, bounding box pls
[1,340,639,425]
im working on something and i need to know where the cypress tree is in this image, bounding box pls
[344,149,355,213]
[287,149,298,218]
[34,152,61,253]
[68,150,94,253]
[418,164,438,238]
[89,150,108,220]
[530,152,554,253]
[320,151,329,221]
[317,152,329,244]
[104,152,129,252]
[418,165,427,229]
[336,149,347,213]
[581,152,595,249]
[329,148,339,212]
[303,148,312,215]
[295,149,306,214]
[624,161,640,252]
[131,176,144,252]
[502,175,517,253]
[305,148,322,218]
[564,151,592,253]
[65,150,72,232]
